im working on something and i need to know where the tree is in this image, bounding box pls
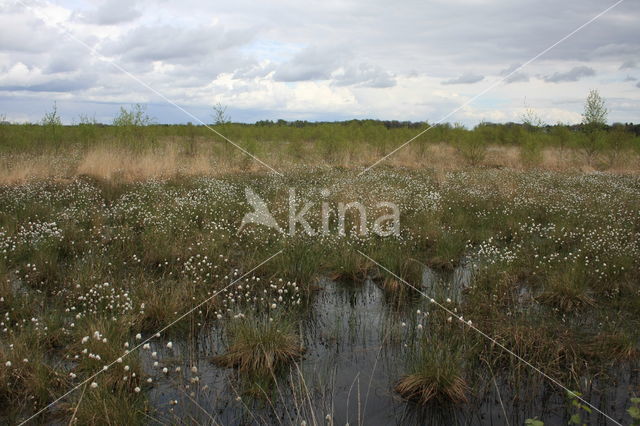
[580,90,608,165]
[112,104,154,145]
[582,89,607,129]
[41,102,63,144]
[112,104,153,127]
[41,101,62,127]
[212,103,230,125]
[520,104,545,130]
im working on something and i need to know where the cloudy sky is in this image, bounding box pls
[0,0,638,125]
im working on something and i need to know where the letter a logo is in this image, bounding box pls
[238,188,282,233]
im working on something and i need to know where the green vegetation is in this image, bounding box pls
[0,166,636,423]
[0,91,639,422]
[213,314,304,375]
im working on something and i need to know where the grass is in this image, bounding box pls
[0,144,638,422]
[213,315,304,374]
[0,119,639,183]
[395,322,471,405]
[537,267,595,312]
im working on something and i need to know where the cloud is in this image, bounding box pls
[543,66,595,83]
[232,62,277,80]
[441,73,484,85]
[0,0,639,125]
[637,81,640,89]
[81,0,142,25]
[332,63,396,88]
[0,11,60,54]
[624,75,637,82]
[102,24,255,65]
[620,60,637,70]
[0,78,94,93]
[499,64,529,83]
[273,46,350,82]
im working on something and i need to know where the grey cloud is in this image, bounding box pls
[0,77,95,93]
[273,46,350,82]
[81,0,142,25]
[44,54,87,74]
[0,12,60,54]
[272,46,395,87]
[543,66,595,83]
[637,81,640,89]
[620,60,637,70]
[500,64,529,83]
[232,63,277,79]
[441,73,484,85]
[624,75,637,82]
[103,25,254,64]
[332,63,396,88]
[1,0,640,125]
[505,73,529,83]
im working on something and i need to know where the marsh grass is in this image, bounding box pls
[0,120,639,183]
[213,315,304,376]
[0,337,67,413]
[0,163,638,422]
[62,385,148,426]
[537,268,595,313]
[583,331,639,361]
[395,332,470,405]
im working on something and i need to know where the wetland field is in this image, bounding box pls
[0,122,639,425]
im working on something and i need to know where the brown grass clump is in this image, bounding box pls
[382,277,404,293]
[213,317,304,374]
[537,271,595,313]
[583,331,639,361]
[0,339,67,408]
[489,322,577,378]
[394,338,469,405]
[394,373,468,405]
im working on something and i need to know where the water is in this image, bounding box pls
[145,263,637,425]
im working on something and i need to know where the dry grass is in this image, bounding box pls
[0,154,73,184]
[395,333,470,406]
[394,373,469,405]
[1,142,639,184]
[537,270,595,313]
[583,332,639,361]
[213,317,305,374]
[76,145,219,181]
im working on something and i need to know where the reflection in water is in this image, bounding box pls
[145,263,637,425]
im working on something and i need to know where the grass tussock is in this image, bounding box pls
[394,342,469,405]
[395,372,469,405]
[213,316,304,374]
[537,269,595,312]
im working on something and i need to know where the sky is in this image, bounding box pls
[0,0,638,126]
